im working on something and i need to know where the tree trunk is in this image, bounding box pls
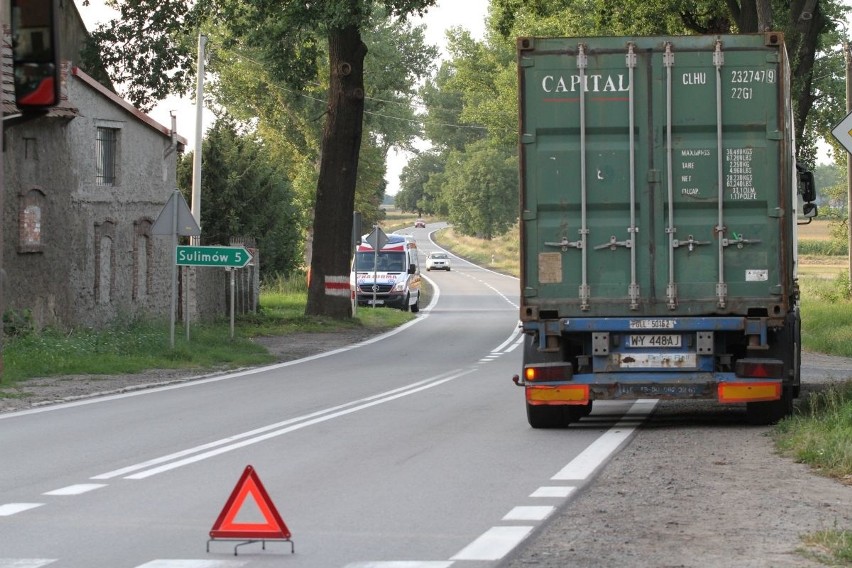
[304,17,367,318]
[788,0,824,153]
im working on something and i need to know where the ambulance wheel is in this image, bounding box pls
[400,294,410,312]
[410,294,420,313]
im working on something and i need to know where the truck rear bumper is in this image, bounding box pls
[525,374,782,404]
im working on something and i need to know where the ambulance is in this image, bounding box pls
[351,233,421,312]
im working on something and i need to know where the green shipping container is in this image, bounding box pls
[518,33,800,320]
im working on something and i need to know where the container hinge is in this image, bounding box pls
[579,284,590,311]
[722,233,762,249]
[716,282,728,308]
[672,234,711,252]
[593,235,631,250]
[628,283,640,310]
[545,236,583,251]
[666,283,678,310]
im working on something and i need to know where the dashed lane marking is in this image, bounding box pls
[344,563,454,568]
[0,503,44,517]
[551,399,657,481]
[135,560,247,567]
[531,486,575,498]
[42,483,106,496]
[451,526,534,561]
[502,505,555,521]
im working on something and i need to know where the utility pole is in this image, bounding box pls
[191,34,208,245]
[846,42,852,287]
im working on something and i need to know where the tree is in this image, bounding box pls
[491,0,851,164]
[176,118,302,279]
[443,140,518,239]
[396,150,445,214]
[85,0,438,319]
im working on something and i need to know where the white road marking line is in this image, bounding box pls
[530,486,575,498]
[502,505,554,521]
[552,399,657,481]
[0,503,44,516]
[493,324,522,352]
[0,560,56,568]
[94,370,475,481]
[503,337,524,352]
[451,526,534,561]
[42,483,106,496]
[135,561,247,567]
[344,563,454,568]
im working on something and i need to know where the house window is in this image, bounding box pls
[94,220,117,304]
[133,219,154,301]
[96,127,119,186]
[24,138,38,160]
[19,187,46,253]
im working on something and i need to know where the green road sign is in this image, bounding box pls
[176,245,253,268]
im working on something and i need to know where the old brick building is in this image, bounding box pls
[2,0,193,330]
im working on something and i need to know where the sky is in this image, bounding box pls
[72,0,491,195]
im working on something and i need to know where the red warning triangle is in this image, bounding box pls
[210,465,291,539]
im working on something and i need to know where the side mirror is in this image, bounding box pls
[798,169,816,204]
[408,263,416,275]
[11,0,60,110]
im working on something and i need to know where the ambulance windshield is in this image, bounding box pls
[355,251,406,272]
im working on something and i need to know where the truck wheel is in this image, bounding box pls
[527,403,568,428]
[746,387,793,425]
[527,402,591,428]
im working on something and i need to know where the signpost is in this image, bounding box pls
[152,190,201,349]
[832,102,852,291]
[176,245,254,340]
[365,226,387,307]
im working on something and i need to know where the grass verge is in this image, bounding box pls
[0,274,415,387]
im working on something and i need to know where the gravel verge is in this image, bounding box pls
[503,351,852,568]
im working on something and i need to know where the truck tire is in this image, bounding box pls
[523,336,592,427]
[746,386,793,425]
[527,401,592,428]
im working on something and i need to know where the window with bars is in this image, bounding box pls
[96,127,119,186]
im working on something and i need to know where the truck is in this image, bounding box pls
[351,233,422,312]
[513,33,818,428]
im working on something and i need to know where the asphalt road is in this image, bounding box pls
[0,225,644,568]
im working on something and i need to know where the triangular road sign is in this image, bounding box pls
[831,110,852,155]
[152,190,201,236]
[210,465,291,540]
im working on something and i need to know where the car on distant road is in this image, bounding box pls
[414,219,426,228]
[426,251,451,271]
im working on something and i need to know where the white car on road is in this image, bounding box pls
[426,251,451,271]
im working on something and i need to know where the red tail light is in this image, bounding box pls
[524,363,572,382]
[734,359,783,379]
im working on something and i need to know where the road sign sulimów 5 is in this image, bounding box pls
[176,245,253,268]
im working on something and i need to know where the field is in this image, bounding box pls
[798,219,846,279]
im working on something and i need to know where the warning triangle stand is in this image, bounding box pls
[207,465,294,555]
